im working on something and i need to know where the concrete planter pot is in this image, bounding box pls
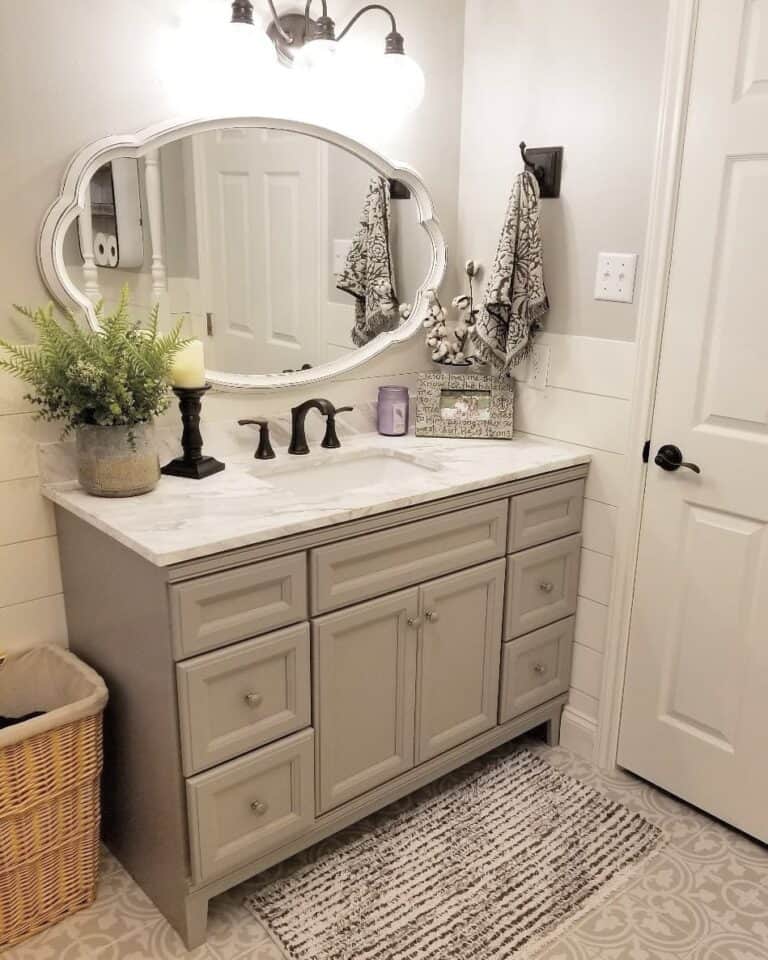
[76,423,160,498]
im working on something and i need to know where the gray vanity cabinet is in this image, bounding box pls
[313,559,506,813]
[55,463,587,951]
[313,590,419,814]
[416,559,505,763]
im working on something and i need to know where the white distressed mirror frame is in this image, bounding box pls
[38,116,447,392]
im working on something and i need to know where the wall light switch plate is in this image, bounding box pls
[594,252,638,303]
[528,344,551,391]
[333,239,353,275]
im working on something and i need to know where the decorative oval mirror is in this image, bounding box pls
[39,118,446,390]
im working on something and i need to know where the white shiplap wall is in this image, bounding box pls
[514,331,635,759]
[0,372,67,651]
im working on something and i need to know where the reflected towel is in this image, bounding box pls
[337,177,399,347]
[472,171,549,372]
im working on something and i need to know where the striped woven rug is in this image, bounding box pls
[246,748,663,960]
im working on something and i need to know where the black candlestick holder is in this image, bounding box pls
[161,385,225,480]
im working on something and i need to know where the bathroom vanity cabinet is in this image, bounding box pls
[55,462,587,949]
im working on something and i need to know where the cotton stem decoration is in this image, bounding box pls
[423,260,482,366]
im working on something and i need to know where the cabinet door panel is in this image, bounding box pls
[416,559,505,764]
[313,589,419,814]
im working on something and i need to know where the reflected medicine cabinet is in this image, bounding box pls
[77,159,144,275]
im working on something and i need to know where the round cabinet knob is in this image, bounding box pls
[533,663,547,675]
[244,692,263,708]
[250,800,268,816]
[407,617,423,629]
[425,610,440,624]
[538,582,555,594]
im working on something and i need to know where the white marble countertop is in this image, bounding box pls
[43,433,590,567]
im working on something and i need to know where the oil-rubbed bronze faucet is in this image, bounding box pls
[289,399,354,456]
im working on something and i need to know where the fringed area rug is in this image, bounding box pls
[246,748,663,960]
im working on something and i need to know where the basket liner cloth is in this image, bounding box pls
[0,646,108,750]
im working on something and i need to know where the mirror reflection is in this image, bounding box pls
[63,128,432,376]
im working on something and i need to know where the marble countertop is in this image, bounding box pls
[43,433,590,568]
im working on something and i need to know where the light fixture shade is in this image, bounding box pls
[373,53,426,114]
[294,38,340,72]
[162,7,275,115]
[222,20,275,87]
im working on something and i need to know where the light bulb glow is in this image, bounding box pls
[161,10,276,116]
[294,38,340,72]
[373,53,426,114]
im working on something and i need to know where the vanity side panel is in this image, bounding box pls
[55,508,191,933]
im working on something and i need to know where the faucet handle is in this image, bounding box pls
[238,419,276,460]
[321,405,354,450]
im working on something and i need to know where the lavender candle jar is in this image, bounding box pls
[377,386,410,436]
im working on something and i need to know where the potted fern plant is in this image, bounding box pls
[0,290,187,498]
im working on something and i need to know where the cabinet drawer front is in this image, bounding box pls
[505,535,581,640]
[500,618,575,722]
[171,553,307,659]
[310,501,508,615]
[177,624,311,776]
[313,590,419,814]
[187,729,314,883]
[509,480,584,552]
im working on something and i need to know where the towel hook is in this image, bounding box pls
[519,142,544,183]
[518,141,564,199]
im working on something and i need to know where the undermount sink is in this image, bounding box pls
[253,449,441,498]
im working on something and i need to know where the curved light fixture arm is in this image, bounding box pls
[337,4,399,41]
[303,0,329,20]
[265,0,294,43]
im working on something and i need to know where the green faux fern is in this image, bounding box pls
[0,288,189,436]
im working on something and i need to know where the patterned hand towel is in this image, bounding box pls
[337,176,400,347]
[472,170,549,371]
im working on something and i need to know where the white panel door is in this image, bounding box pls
[619,0,768,842]
[194,129,322,373]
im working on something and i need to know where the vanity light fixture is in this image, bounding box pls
[230,0,425,112]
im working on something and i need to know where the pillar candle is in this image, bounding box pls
[170,340,206,388]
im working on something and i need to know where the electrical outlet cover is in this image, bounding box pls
[594,252,638,303]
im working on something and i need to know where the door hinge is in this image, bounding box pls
[206,312,214,337]
[642,440,651,463]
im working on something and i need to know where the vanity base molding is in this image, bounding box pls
[54,462,587,951]
[179,694,567,949]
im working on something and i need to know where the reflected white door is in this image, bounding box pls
[618,0,768,841]
[195,129,321,373]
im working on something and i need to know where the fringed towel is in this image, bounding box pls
[472,170,549,372]
[337,176,400,347]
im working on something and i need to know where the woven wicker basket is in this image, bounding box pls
[0,647,108,949]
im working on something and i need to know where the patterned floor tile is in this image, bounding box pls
[3,741,767,960]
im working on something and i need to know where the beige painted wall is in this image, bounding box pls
[0,0,466,652]
[457,0,669,758]
[459,0,668,342]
